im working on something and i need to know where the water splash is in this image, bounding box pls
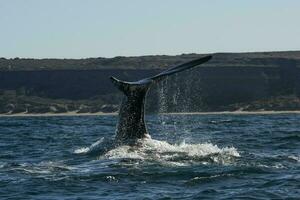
[104,138,240,166]
[74,138,106,154]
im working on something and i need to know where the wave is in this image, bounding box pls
[74,138,105,154]
[74,137,114,155]
[0,161,73,178]
[288,155,300,162]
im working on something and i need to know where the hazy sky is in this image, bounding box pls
[0,0,299,58]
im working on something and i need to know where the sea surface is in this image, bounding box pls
[0,114,299,199]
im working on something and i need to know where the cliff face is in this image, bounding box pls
[148,64,300,112]
[0,51,300,113]
[0,69,160,99]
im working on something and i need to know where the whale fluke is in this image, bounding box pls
[111,55,212,144]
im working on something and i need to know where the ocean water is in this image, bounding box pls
[0,114,299,199]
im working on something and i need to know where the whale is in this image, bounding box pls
[110,55,212,145]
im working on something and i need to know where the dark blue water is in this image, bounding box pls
[0,114,299,199]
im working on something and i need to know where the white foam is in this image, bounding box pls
[105,145,146,160]
[104,138,240,166]
[0,163,5,169]
[105,175,118,182]
[288,155,300,162]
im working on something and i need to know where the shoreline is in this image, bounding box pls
[162,110,300,115]
[1,110,300,117]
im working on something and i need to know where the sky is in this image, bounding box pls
[0,0,299,58]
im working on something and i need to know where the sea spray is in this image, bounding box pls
[104,138,240,166]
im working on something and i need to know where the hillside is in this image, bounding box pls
[1,51,300,114]
[1,51,300,71]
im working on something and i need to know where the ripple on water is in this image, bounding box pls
[1,114,300,199]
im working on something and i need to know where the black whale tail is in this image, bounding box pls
[110,55,212,144]
[110,55,212,95]
[110,76,152,96]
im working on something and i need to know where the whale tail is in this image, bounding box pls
[110,55,212,143]
[110,55,212,95]
[110,76,151,96]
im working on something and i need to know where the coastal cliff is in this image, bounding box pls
[1,51,300,114]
